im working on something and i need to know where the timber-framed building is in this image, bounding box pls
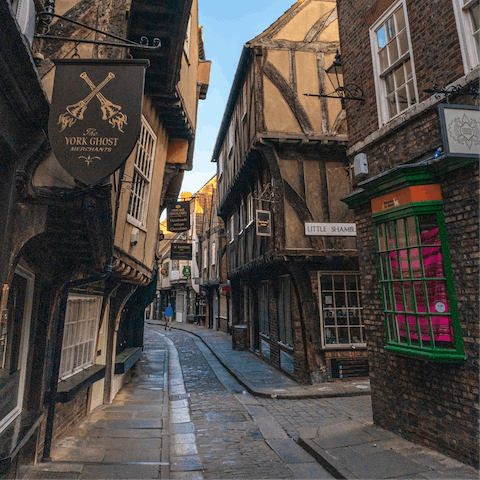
[213,0,367,383]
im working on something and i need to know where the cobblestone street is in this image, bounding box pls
[21,324,478,480]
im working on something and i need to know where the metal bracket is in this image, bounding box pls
[423,83,479,103]
[35,12,161,51]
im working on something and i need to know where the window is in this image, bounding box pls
[319,273,364,346]
[211,241,216,265]
[278,276,293,347]
[218,152,224,179]
[59,295,102,380]
[228,118,235,155]
[375,205,465,361]
[239,201,244,233]
[127,118,156,228]
[453,0,480,72]
[0,263,34,432]
[242,82,248,121]
[183,15,192,60]
[247,193,254,225]
[229,215,235,243]
[370,1,418,126]
[203,246,207,269]
[259,282,269,335]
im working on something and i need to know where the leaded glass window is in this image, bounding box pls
[319,273,364,345]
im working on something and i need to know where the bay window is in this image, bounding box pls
[374,203,465,361]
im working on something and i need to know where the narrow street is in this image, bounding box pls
[21,324,478,480]
[22,325,333,479]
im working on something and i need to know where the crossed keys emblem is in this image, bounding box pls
[58,72,128,133]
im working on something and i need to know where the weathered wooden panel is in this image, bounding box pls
[296,51,323,133]
[304,160,326,223]
[272,1,333,41]
[284,201,312,249]
[263,74,303,134]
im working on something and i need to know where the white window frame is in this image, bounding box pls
[228,117,235,156]
[317,272,365,349]
[59,295,102,381]
[0,262,34,433]
[452,0,480,73]
[369,0,419,127]
[242,82,248,121]
[218,151,224,179]
[247,193,254,226]
[203,246,208,269]
[211,241,216,265]
[229,215,235,243]
[127,117,156,229]
[183,14,192,61]
[239,201,244,234]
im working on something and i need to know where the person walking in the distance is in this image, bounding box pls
[165,303,173,330]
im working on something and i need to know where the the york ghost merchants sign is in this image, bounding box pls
[48,59,149,185]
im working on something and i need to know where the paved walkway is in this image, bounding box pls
[147,320,371,400]
[150,320,479,479]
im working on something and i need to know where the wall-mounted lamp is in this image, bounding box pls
[304,50,364,109]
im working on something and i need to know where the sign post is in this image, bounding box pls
[48,59,149,185]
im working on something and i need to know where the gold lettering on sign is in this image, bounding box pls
[382,198,399,210]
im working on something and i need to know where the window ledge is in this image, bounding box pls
[386,344,466,363]
[0,411,44,474]
[57,364,106,403]
[115,347,143,374]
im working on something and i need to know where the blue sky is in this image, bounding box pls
[180,0,296,195]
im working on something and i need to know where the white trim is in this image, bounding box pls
[452,0,480,74]
[0,262,34,433]
[369,0,419,127]
[127,116,156,228]
[59,294,102,381]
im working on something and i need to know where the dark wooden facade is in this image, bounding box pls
[214,0,367,383]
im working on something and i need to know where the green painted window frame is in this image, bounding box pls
[373,201,466,362]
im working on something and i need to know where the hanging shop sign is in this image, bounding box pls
[171,243,192,260]
[182,266,191,277]
[48,59,149,185]
[256,210,271,237]
[438,104,480,158]
[167,202,190,232]
[305,223,357,236]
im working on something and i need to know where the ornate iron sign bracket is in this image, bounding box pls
[423,84,479,104]
[35,12,161,51]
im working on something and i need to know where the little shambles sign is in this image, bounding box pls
[167,202,190,232]
[48,59,149,185]
[305,223,357,236]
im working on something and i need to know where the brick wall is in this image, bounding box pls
[337,0,464,148]
[352,165,479,467]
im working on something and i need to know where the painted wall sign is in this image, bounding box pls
[256,210,271,237]
[171,243,192,260]
[48,59,149,185]
[305,223,357,236]
[438,104,480,157]
[167,202,190,232]
[371,184,442,214]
